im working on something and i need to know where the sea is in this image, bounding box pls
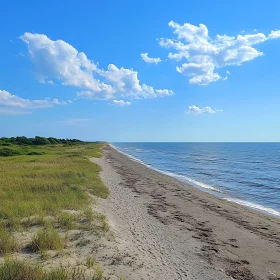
[111,143,280,217]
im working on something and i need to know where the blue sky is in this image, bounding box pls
[1,0,280,142]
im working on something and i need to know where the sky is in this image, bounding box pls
[1,0,280,142]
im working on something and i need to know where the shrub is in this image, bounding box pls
[0,136,87,146]
[0,148,22,157]
[0,142,12,146]
[33,136,51,145]
[27,151,43,156]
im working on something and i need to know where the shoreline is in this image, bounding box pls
[109,143,280,218]
[93,144,280,280]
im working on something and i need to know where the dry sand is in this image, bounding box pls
[91,144,280,280]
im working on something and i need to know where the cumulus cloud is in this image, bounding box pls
[20,33,172,100]
[76,64,173,100]
[185,105,222,115]
[159,21,280,85]
[140,53,162,64]
[0,89,68,115]
[112,100,132,106]
[269,30,280,39]
[20,33,102,91]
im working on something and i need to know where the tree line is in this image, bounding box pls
[0,136,85,146]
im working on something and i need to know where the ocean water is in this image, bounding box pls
[111,143,280,217]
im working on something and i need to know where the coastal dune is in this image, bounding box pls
[92,144,280,280]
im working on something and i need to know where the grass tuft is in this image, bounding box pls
[92,263,104,280]
[94,214,109,232]
[30,227,63,252]
[0,260,87,280]
[86,256,96,268]
[57,212,75,230]
[0,228,19,255]
[84,208,94,222]
[0,260,44,280]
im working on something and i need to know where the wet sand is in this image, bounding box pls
[91,144,280,280]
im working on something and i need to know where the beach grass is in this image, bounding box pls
[0,228,19,255]
[86,256,96,268]
[0,143,108,231]
[0,141,109,277]
[57,212,76,230]
[30,226,63,253]
[0,259,88,280]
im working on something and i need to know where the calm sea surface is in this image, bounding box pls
[112,143,280,216]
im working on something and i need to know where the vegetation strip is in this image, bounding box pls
[0,137,110,279]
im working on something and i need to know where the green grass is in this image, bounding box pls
[0,228,18,255]
[30,227,63,253]
[0,142,109,277]
[0,260,45,280]
[57,212,75,230]
[0,260,87,280]
[0,143,108,230]
[84,208,94,222]
[0,147,44,157]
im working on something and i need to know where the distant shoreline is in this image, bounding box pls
[94,143,280,279]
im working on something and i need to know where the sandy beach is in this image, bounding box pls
[91,144,280,280]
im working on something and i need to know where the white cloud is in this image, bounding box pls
[140,53,161,64]
[20,33,172,100]
[52,98,67,105]
[20,33,102,91]
[113,100,131,106]
[269,30,280,39]
[98,64,142,94]
[0,90,68,115]
[77,65,173,99]
[176,60,221,85]
[185,105,222,115]
[159,21,280,85]
[140,84,174,98]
